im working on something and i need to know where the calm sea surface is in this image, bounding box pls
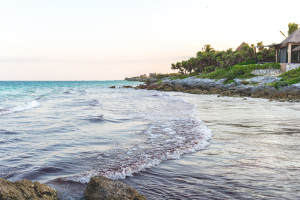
[0,81,299,199]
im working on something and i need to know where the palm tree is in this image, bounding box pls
[288,22,299,35]
[202,44,214,53]
[257,41,264,51]
[280,22,299,38]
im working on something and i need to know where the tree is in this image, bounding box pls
[257,41,264,51]
[280,22,299,38]
[202,44,214,53]
[288,22,299,35]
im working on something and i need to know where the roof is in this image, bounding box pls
[254,44,279,48]
[236,42,247,51]
[280,28,300,45]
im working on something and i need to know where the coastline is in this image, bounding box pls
[2,84,300,199]
[123,92,300,199]
[135,77,300,102]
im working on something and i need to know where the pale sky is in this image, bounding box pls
[0,0,300,80]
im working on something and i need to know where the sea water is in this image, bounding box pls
[0,81,212,199]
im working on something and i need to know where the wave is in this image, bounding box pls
[62,117,212,183]
[0,129,19,135]
[0,100,40,116]
[87,99,100,106]
[88,114,105,122]
[71,99,101,107]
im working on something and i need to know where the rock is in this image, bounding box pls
[243,98,247,100]
[109,86,116,88]
[122,85,133,88]
[136,76,300,101]
[144,78,158,86]
[85,176,146,200]
[0,178,58,200]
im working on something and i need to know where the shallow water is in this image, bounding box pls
[1,81,299,199]
[0,81,212,199]
[124,93,300,199]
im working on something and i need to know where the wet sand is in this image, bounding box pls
[124,93,300,200]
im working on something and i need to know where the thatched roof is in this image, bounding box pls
[236,42,247,51]
[280,28,300,45]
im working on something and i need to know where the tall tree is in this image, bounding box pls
[257,41,264,51]
[202,44,214,53]
[280,22,299,38]
[288,22,299,35]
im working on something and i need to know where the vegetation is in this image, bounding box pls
[267,68,300,89]
[288,22,299,36]
[279,67,300,84]
[171,43,275,74]
[280,22,299,37]
[197,63,280,81]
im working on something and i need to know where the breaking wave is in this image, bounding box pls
[62,97,212,183]
[0,100,40,116]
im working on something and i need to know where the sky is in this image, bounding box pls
[0,0,300,80]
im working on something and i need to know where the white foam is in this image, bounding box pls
[62,90,213,183]
[0,100,40,116]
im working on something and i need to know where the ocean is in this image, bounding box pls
[0,81,212,199]
[1,81,300,199]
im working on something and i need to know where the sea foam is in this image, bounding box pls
[0,100,40,116]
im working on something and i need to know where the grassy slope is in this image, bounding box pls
[197,63,280,80]
[268,67,300,88]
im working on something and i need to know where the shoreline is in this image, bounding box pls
[135,77,300,102]
[123,92,300,199]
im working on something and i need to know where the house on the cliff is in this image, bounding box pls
[274,28,300,72]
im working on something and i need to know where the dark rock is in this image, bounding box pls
[109,86,116,88]
[0,178,58,200]
[122,85,133,88]
[85,176,146,200]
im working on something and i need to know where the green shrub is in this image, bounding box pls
[237,60,256,65]
[197,63,280,81]
[203,66,216,73]
[279,67,300,85]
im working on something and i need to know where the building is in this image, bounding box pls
[275,28,300,72]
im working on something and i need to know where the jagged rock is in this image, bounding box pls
[251,86,277,98]
[0,178,58,200]
[136,76,300,101]
[109,86,116,88]
[85,176,146,200]
[144,78,158,86]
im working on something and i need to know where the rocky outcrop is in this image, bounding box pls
[136,77,300,101]
[85,176,146,200]
[0,178,58,200]
[251,69,281,76]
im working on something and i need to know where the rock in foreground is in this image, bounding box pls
[0,178,57,200]
[85,176,146,200]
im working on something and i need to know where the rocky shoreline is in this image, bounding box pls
[135,77,300,102]
[0,177,146,200]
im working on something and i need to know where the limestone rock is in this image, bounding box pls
[85,176,146,200]
[0,178,58,200]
